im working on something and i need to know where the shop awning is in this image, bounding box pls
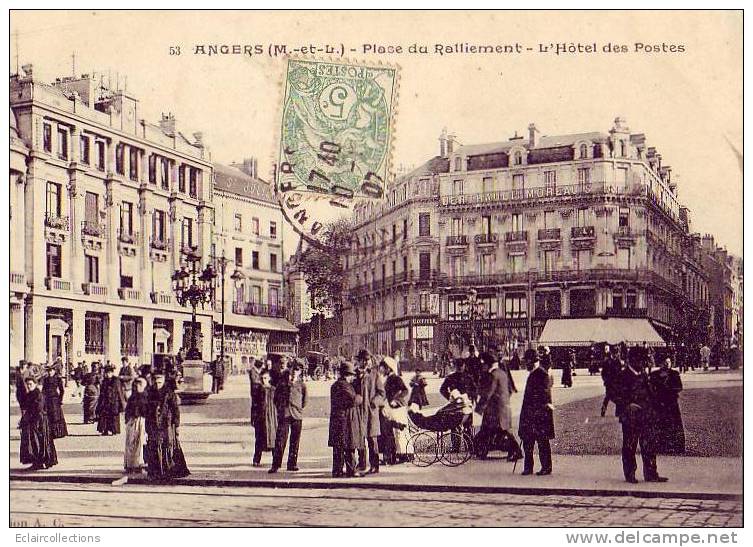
[222,314,298,333]
[538,318,666,347]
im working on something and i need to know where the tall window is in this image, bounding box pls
[252,250,259,270]
[543,250,557,273]
[392,223,397,243]
[120,318,139,356]
[269,287,279,312]
[403,218,408,239]
[481,215,492,235]
[85,255,99,283]
[451,256,464,278]
[96,141,106,171]
[513,151,523,165]
[543,210,555,229]
[269,221,277,239]
[618,248,632,269]
[454,157,462,171]
[251,285,262,304]
[252,217,260,236]
[43,123,52,153]
[235,247,243,266]
[120,201,134,235]
[148,154,157,183]
[448,296,468,321]
[46,182,61,217]
[129,148,139,181]
[451,217,463,236]
[419,252,431,279]
[419,292,430,313]
[509,254,524,274]
[84,192,99,224]
[115,144,125,175]
[418,213,431,236]
[479,253,494,276]
[153,210,166,242]
[579,143,588,159]
[452,179,464,195]
[619,208,630,227]
[270,253,278,272]
[57,127,68,159]
[84,314,104,354]
[181,217,194,249]
[576,207,589,227]
[574,249,591,271]
[512,173,525,191]
[46,244,62,278]
[544,170,556,187]
[482,176,494,194]
[511,212,523,232]
[617,167,628,187]
[234,214,242,232]
[178,165,186,192]
[161,158,170,189]
[577,167,591,186]
[620,141,627,157]
[505,293,527,319]
[189,168,198,198]
[80,135,90,164]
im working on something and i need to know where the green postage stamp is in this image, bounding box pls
[276,58,398,242]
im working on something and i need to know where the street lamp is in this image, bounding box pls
[211,251,244,368]
[172,247,216,361]
[461,289,489,350]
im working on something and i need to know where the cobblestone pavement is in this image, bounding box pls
[10,481,742,527]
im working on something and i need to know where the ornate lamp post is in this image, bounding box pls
[172,247,216,361]
[212,250,244,367]
[462,289,489,350]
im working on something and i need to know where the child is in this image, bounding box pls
[82,373,99,424]
[408,370,429,409]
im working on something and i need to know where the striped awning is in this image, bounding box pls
[538,318,666,347]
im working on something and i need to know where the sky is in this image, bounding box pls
[9,10,743,256]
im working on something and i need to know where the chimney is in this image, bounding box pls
[159,113,176,137]
[21,63,33,79]
[447,133,456,156]
[528,123,539,148]
[439,128,448,158]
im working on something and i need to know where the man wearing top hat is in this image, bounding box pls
[96,365,127,436]
[518,354,555,475]
[329,362,364,478]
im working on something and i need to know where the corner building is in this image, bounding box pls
[10,66,214,367]
[342,119,710,357]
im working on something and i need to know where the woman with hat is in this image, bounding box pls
[144,372,190,480]
[42,364,68,439]
[328,362,364,477]
[19,376,58,470]
[96,365,126,436]
[251,369,277,466]
[378,356,409,465]
[123,377,149,474]
[82,372,100,424]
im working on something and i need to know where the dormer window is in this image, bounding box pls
[513,151,523,166]
[579,143,588,159]
[620,140,627,157]
[454,157,462,171]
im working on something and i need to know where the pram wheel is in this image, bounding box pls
[438,432,472,467]
[407,432,438,467]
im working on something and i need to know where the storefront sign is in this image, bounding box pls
[440,184,592,207]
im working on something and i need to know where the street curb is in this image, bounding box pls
[9,473,742,502]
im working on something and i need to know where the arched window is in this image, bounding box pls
[620,141,627,157]
[579,143,588,159]
[514,151,522,165]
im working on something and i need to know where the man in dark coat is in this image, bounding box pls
[475,352,522,461]
[518,356,554,475]
[465,345,484,389]
[613,357,667,483]
[96,366,126,435]
[270,365,307,473]
[355,352,386,474]
[42,365,68,439]
[328,362,363,478]
[649,358,685,455]
[600,345,622,417]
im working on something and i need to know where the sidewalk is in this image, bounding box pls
[10,452,742,501]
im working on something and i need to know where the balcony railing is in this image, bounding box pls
[605,306,648,317]
[45,277,70,291]
[10,272,26,286]
[150,236,170,251]
[438,272,530,287]
[538,228,561,241]
[474,233,498,245]
[117,230,138,244]
[44,213,69,231]
[84,342,105,355]
[150,292,173,305]
[616,225,634,237]
[446,235,469,246]
[232,302,286,318]
[81,220,106,238]
[82,282,107,296]
[118,288,141,300]
[504,230,528,243]
[571,225,596,239]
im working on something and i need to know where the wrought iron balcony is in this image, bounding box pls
[81,220,106,238]
[44,213,69,231]
[504,230,528,243]
[571,225,596,239]
[605,306,648,317]
[232,302,286,318]
[538,228,561,241]
[446,235,469,246]
[474,233,498,245]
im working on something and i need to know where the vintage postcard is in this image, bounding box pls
[7,9,743,534]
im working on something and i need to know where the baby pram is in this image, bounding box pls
[406,392,474,467]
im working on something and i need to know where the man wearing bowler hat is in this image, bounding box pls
[328,362,364,478]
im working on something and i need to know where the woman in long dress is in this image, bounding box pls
[124,377,149,473]
[649,358,685,454]
[19,377,58,470]
[97,366,126,435]
[144,373,190,480]
[82,373,99,424]
[42,365,68,438]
